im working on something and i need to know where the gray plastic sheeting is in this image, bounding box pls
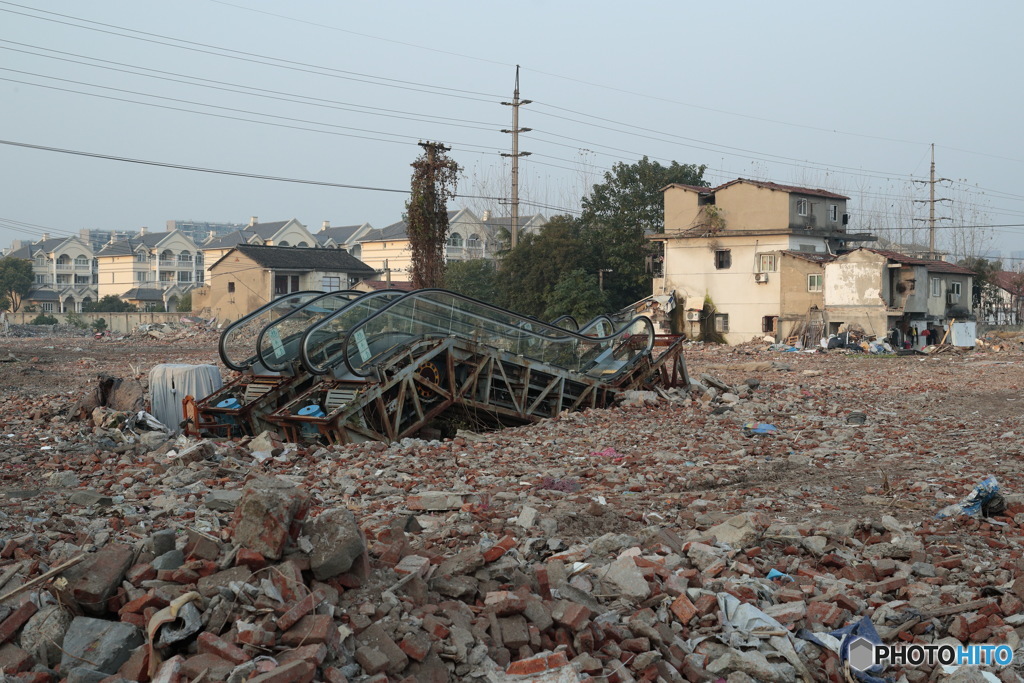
[149,364,223,435]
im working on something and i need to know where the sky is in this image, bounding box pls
[3,1,1024,261]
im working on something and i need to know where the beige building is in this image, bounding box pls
[194,244,375,322]
[315,222,375,259]
[651,179,875,343]
[95,229,203,310]
[199,217,317,285]
[8,234,98,313]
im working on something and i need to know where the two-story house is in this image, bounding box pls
[95,229,203,311]
[195,244,376,321]
[651,178,875,343]
[824,248,975,344]
[8,233,98,313]
[357,209,489,275]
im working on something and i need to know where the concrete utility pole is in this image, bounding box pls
[501,66,531,249]
[912,143,950,259]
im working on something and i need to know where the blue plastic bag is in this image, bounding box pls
[935,476,1000,519]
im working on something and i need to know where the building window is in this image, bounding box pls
[35,274,47,284]
[758,254,778,272]
[714,314,729,333]
[136,272,148,283]
[196,271,205,284]
[949,282,962,296]
[136,252,147,263]
[931,277,943,297]
[798,244,818,253]
[448,233,464,247]
[41,303,54,313]
[807,274,823,292]
[177,272,192,283]
[227,282,235,293]
[714,249,732,269]
[762,316,778,334]
[796,199,808,216]
[829,204,838,222]
[322,276,341,292]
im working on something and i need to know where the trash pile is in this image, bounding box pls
[130,318,220,344]
[0,339,1020,680]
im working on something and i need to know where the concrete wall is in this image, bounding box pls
[6,310,188,333]
[779,255,826,341]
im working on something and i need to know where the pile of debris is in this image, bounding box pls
[3,324,93,339]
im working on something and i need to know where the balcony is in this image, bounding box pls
[55,264,73,272]
[74,263,91,271]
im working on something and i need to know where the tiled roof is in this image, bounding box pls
[95,232,175,257]
[862,249,976,275]
[781,250,836,264]
[481,214,546,229]
[203,230,257,249]
[361,221,409,242]
[992,271,1024,295]
[247,221,290,239]
[226,244,375,274]
[25,289,59,301]
[121,288,166,301]
[317,225,365,245]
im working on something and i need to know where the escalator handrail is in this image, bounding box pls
[334,288,655,378]
[297,289,410,374]
[255,290,365,372]
[218,291,324,371]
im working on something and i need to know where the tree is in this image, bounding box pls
[407,141,460,289]
[497,215,601,317]
[0,257,33,313]
[579,157,707,309]
[84,295,137,312]
[960,256,1003,309]
[445,259,499,305]
[177,291,192,312]
[543,269,609,322]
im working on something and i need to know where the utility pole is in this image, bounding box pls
[501,66,531,249]
[912,143,951,259]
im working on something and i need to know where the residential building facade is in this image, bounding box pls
[95,229,204,311]
[8,234,98,313]
[199,218,318,285]
[651,178,874,343]
[194,243,376,321]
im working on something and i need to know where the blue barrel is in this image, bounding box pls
[217,398,241,410]
[298,404,325,418]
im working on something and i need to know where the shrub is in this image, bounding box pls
[64,311,87,328]
[32,314,58,325]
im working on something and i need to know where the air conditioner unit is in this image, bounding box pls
[685,311,701,322]
[754,272,769,283]
[947,292,960,305]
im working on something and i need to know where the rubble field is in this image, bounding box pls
[0,334,1022,682]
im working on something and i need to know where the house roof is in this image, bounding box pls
[8,237,75,259]
[25,289,59,301]
[221,244,375,274]
[317,225,366,246]
[95,232,178,257]
[781,250,836,264]
[992,271,1024,295]
[361,220,410,242]
[247,220,291,240]
[663,178,848,200]
[121,287,167,301]
[862,248,976,275]
[481,213,546,230]
[203,230,259,249]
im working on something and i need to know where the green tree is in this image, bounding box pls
[445,259,499,305]
[0,257,33,313]
[497,215,601,317]
[580,156,707,308]
[543,269,609,322]
[959,256,1002,308]
[407,141,460,289]
[84,295,137,312]
[177,291,192,312]
[92,317,107,332]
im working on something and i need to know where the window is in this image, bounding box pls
[762,316,778,334]
[322,276,341,292]
[178,251,192,264]
[136,252,148,263]
[196,271,205,284]
[227,282,235,294]
[758,254,778,272]
[949,282,962,296]
[136,272,148,283]
[829,204,839,222]
[714,314,729,333]
[807,274,823,292]
[714,249,732,269]
[41,303,54,313]
[35,274,47,284]
[931,277,943,297]
[448,233,464,247]
[798,244,818,253]
[74,255,89,268]
[177,272,192,283]
[796,199,808,216]
[277,241,290,247]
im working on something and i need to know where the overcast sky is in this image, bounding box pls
[3,1,1023,260]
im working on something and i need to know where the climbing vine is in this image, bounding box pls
[407,142,460,289]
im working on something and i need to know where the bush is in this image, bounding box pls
[177,292,192,312]
[83,295,137,313]
[64,311,87,328]
[92,317,107,333]
[32,314,58,325]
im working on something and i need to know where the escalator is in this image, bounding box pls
[260,289,688,444]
